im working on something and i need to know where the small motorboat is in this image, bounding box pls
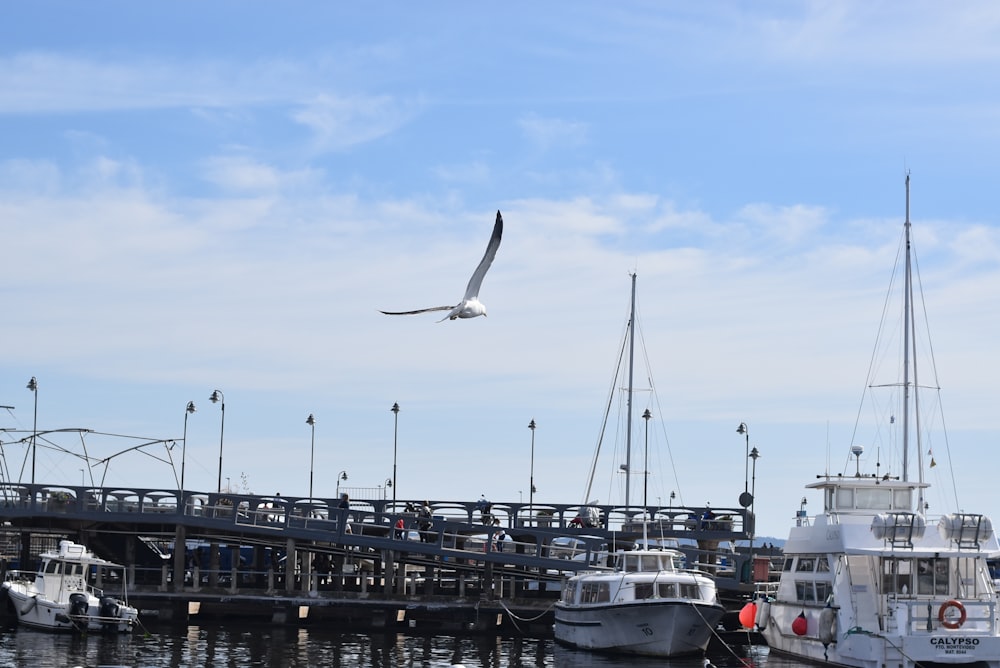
[2,539,139,632]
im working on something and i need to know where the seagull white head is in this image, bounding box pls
[380,210,503,322]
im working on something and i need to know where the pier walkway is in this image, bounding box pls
[0,483,758,630]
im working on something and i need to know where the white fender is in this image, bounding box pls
[755,599,770,630]
[819,605,836,646]
[19,595,37,615]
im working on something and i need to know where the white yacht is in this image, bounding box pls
[554,547,725,657]
[2,540,139,633]
[759,177,1000,668]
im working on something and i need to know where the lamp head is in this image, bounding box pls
[186,401,197,414]
[749,447,760,460]
[210,390,223,404]
[27,377,37,392]
[306,414,315,426]
[642,408,652,420]
[391,402,399,414]
[528,419,536,430]
[736,422,747,435]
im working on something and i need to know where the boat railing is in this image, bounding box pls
[3,569,35,584]
[891,598,998,634]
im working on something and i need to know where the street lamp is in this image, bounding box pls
[736,422,752,508]
[390,402,399,506]
[384,478,392,500]
[528,419,537,514]
[336,470,348,496]
[642,409,652,508]
[210,389,225,494]
[306,414,317,498]
[26,377,37,485]
[180,401,196,495]
[749,446,760,548]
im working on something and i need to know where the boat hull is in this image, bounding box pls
[763,600,1000,668]
[554,600,725,657]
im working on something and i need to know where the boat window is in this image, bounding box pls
[562,580,577,604]
[856,487,892,510]
[796,581,817,602]
[816,556,830,573]
[917,558,949,596]
[581,582,611,604]
[634,583,654,600]
[45,561,59,575]
[892,488,912,510]
[882,557,912,595]
[815,581,831,602]
[796,558,816,572]
[679,583,701,600]
[782,557,794,572]
[835,488,853,509]
[641,555,661,571]
[658,583,678,598]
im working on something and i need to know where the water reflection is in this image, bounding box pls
[0,623,788,667]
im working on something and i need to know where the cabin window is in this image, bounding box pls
[782,557,794,572]
[815,581,831,602]
[882,557,912,595]
[917,558,949,596]
[562,580,577,603]
[641,555,661,571]
[796,558,816,572]
[679,583,701,599]
[835,488,853,509]
[893,489,912,509]
[796,581,817,602]
[634,583,654,599]
[816,556,830,573]
[44,560,59,574]
[658,583,678,597]
[856,487,892,510]
[581,582,611,603]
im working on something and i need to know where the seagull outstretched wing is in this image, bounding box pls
[381,210,503,321]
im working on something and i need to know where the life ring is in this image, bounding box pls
[938,600,967,629]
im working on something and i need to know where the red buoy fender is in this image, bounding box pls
[792,611,808,636]
[738,602,757,629]
[939,600,967,629]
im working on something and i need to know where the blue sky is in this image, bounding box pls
[2,2,999,539]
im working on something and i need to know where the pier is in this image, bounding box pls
[0,483,760,632]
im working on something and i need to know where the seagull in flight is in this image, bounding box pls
[380,211,503,321]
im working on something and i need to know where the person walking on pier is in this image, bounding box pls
[418,500,433,542]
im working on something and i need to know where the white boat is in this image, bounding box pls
[554,546,726,656]
[2,540,139,632]
[554,274,725,657]
[758,176,1000,668]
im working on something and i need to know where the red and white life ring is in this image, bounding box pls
[938,600,967,629]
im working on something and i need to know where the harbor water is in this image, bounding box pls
[0,623,800,667]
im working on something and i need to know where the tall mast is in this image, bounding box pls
[625,272,637,508]
[902,174,912,482]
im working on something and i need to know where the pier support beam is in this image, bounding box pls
[172,524,187,592]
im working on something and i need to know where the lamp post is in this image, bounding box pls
[305,414,317,498]
[749,446,760,549]
[180,401,196,495]
[642,409,652,509]
[210,389,225,494]
[390,402,399,506]
[736,422,752,508]
[336,470,348,496]
[528,419,537,515]
[26,377,37,485]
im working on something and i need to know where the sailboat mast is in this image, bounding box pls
[625,272,637,508]
[902,174,912,482]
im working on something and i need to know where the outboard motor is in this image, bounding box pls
[99,595,120,619]
[69,592,89,618]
